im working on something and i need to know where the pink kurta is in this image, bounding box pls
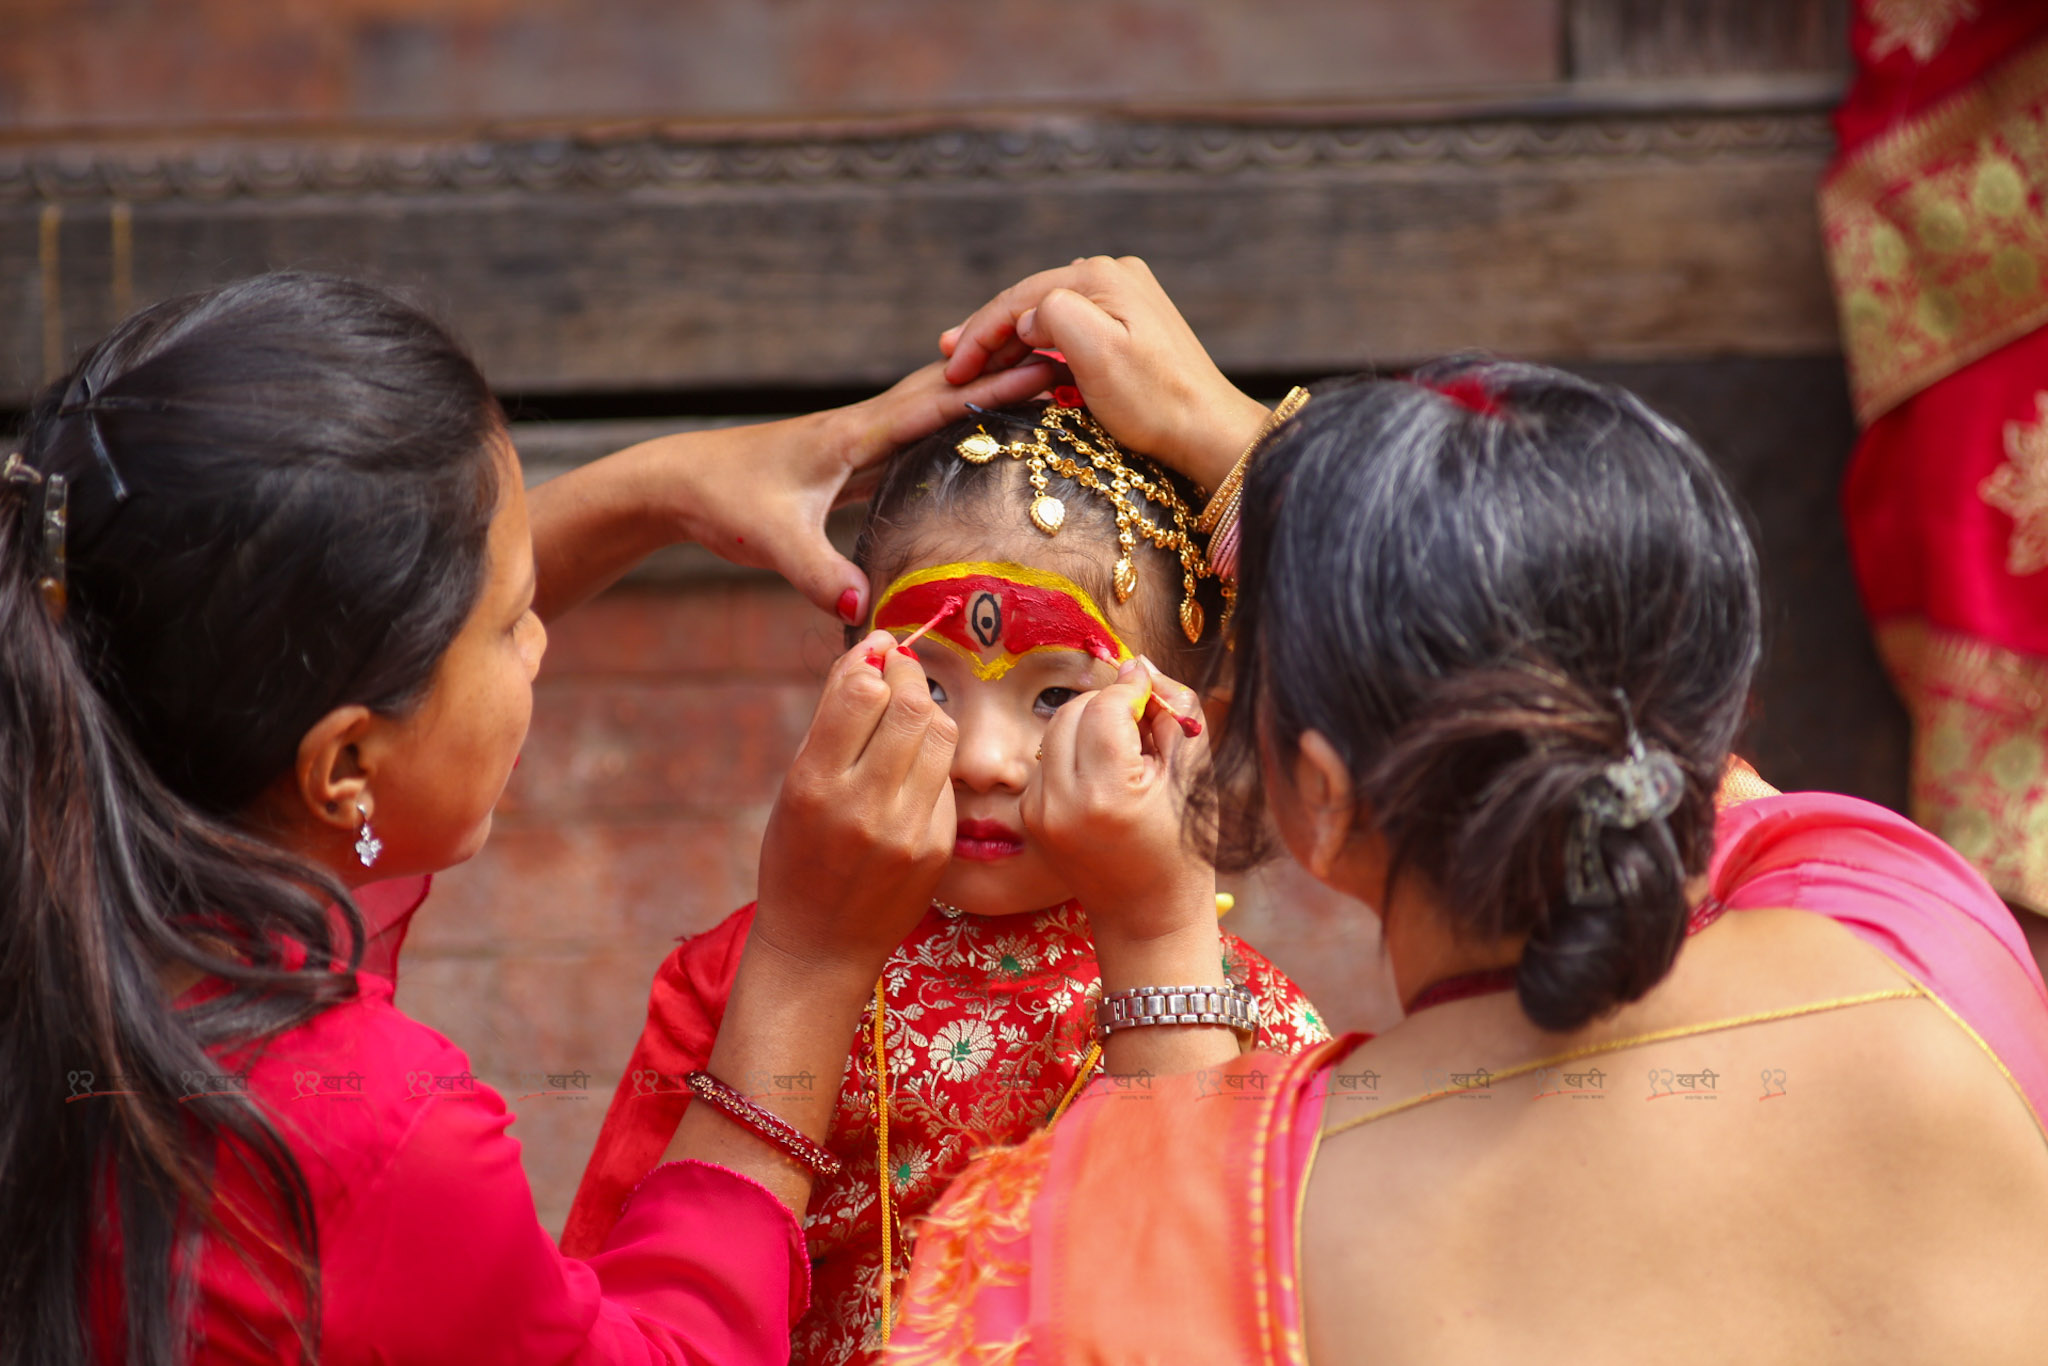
[98,877,810,1364]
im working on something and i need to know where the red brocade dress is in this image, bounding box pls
[562,900,1330,1366]
[1827,1,2048,911]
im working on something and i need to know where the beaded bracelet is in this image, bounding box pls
[1198,387,1311,578]
[684,1069,843,1176]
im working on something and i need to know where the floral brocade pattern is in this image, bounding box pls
[1879,617,2048,911]
[1823,37,2048,424]
[1869,0,1979,65]
[1979,391,2048,573]
[792,902,1328,1366]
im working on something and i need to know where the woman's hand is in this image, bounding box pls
[667,633,959,1210]
[1025,657,1241,1075]
[753,631,959,972]
[1022,656,1216,944]
[526,359,1056,623]
[938,256,1273,490]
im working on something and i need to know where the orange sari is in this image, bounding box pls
[890,791,2048,1363]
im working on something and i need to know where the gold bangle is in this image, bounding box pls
[1197,387,1310,535]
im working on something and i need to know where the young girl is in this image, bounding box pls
[564,396,1330,1364]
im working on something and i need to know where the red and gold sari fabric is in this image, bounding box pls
[1828,1,2048,910]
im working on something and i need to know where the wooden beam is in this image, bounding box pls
[0,100,1841,403]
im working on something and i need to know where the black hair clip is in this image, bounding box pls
[963,402,1043,433]
[56,374,131,503]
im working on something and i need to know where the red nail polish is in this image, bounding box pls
[1052,384,1083,408]
[897,645,918,657]
[865,651,887,670]
[1176,714,1203,739]
[837,588,861,623]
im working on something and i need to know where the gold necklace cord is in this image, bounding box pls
[1323,985,1926,1139]
[872,980,894,1347]
[1048,1042,1104,1126]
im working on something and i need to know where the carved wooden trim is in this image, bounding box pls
[1,104,1834,205]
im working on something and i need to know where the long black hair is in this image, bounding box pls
[0,272,501,1364]
[1208,359,1760,1032]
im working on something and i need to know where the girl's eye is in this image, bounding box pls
[928,678,949,705]
[1035,687,1080,716]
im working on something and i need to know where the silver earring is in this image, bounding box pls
[354,802,383,869]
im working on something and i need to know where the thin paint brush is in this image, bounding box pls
[866,596,963,668]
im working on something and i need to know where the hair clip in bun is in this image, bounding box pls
[1564,731,1684,908]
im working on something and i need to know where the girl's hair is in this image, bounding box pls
[0,272,502,1365]
[849,400,1226,675]
[1208,359,1760,1033]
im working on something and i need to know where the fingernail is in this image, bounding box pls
[837,588,862,623]
[864,651,886,670]
[1018,308,1037,336]
[896,645,918,657]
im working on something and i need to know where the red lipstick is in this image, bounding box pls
[954,818,1025,862]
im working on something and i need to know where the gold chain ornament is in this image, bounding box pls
[956,401,1213,644]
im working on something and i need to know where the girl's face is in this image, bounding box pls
[873,537,1144,917]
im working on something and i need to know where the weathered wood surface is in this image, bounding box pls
[1,0,1566,134]
[4,99,1843,403]
[1568,0,1848,78]
[0,97,1843,402]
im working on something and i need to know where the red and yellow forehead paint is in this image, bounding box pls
[872,561,1132,683]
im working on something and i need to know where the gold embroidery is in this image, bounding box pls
[1823,37,2048,424]
[1877,618,2048,911]
[1869,0,1979,65]
[887,1133,1051,1366]
[1979,392,2048,572]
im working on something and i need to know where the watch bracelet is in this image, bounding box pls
[1095,982,1259,1040]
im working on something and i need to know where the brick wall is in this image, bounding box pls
[396,580,1399,1234]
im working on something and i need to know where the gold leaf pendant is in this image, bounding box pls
[957,430,1001,463]
[1113,556,1138,601]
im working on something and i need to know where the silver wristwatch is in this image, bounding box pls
[1095,983,1259,1041]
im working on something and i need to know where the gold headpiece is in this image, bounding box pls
[955,401,1213,644]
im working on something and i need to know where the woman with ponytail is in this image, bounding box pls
[0,270,1053,1364]
[887,260,2048,1362]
